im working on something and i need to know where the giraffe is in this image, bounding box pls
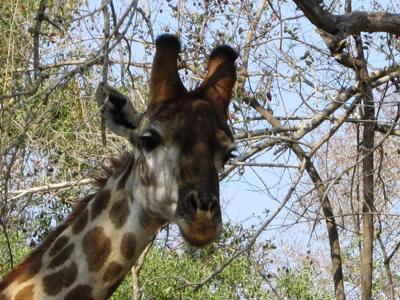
[0,34,238,299]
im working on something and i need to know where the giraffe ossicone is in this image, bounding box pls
[0,34,238,299]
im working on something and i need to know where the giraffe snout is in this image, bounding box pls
[175,191,222,247]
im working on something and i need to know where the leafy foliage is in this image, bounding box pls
[1,0,400,299]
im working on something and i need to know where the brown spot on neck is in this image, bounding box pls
[72,209,88,234]
[64,284,93,300]
[82,227,111,272]
[48,243,74,268]
[15,284,34,300]
[0,194,93,292]
[49,236,70,257]
[120,232,136,260]
[91,189,111,220]
[102,261,123,282]
[109,198,130,228]
[16,252,43,285]
[42,262,78,295]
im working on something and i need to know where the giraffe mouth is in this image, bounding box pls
[176,210,222,247]
[175,188,222,247]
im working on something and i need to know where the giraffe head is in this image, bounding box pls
[97,35,237,247]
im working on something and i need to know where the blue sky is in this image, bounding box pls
[79,0,399,246]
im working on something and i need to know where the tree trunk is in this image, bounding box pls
[243,96,346,300]
[354,36,375,300]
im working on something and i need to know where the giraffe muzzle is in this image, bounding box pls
[175,191,222,247]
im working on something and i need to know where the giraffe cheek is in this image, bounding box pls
[139,158,152,186]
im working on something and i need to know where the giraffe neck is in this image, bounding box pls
[0,154,165,299]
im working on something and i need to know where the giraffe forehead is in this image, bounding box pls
[143,99,232,150]
[143,98,214,129]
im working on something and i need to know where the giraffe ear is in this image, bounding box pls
[96,83,142,140]
[197,45,238,120]
[148,34,187,109]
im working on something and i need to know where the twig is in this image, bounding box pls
[5,178,94,200]
[387,239,400,264]
[132,239,154,300]
[377,236,396,300]
[228,161,300,169]
[33,0,47,80]
[0,217,14,268]
[244,95,346,300]
[309,96,361,156]
[101,0,111,146]
[38,59,151,70]
[2,1,140,158]
[177,159,307,291]
[68,0,111,24]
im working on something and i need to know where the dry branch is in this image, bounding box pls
[5,178,94,200]
[228,161,300,169]
[243,96,346,300]
[178,159,307,291]
[292,0,400,37]
[131,240,154,300]
[33,0,47,79]
[101,0,111,146]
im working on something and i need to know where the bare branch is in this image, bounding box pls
[291,0,337,34]
[228,161,300,169]
[336,12,400,36]
[5,178,94,200]
[178,159,307,291]
[100,0,111,146]
[377,236,396,300]
[131,239,154,300]
[292,0,400,37]
[244,96,346,300]
[33,0,47,79]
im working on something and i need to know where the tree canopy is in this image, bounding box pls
[1,1,400,299]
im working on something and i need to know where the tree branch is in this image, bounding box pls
[292,0,337,35]
[178,159,307,291]
[33,0,47,79]
[292,0,400,37]
[228,161,300,169]
[244,96,346,300]
[131,239,153,300]
[5,178,94,200]
[101,0,111,146]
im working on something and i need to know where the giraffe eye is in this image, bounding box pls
[140,131,161,152]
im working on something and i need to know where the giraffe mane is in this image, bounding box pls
[94,152,134,188]
[0,152,135,292]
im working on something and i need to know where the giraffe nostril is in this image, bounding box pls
[186,192,198,212]
[208,197,220,214]
[209,200,216,212]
